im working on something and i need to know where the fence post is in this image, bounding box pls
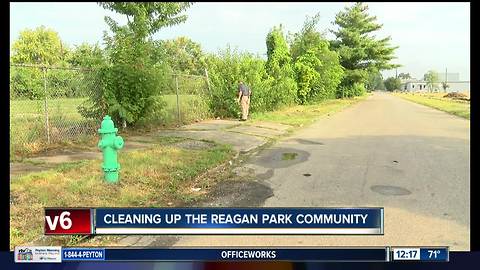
[175,74,181,124]
[43,66,51,144]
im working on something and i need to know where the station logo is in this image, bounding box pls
[16,248,33,261]
[14,246,62,263]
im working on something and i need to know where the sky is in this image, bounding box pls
[10,2,470,81]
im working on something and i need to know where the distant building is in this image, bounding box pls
[431,72,460,82]
[400,78,428,91]
[400,73,469,93]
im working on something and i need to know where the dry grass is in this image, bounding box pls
[394,92,470,119]
[251,95,368,127]
[10,142,233,249]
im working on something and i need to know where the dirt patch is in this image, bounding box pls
[32,147,95,157]
[173,140,215,150]
[443,92,469,101]
[10,162,57,178]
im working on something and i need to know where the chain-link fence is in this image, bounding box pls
[10,64,213,153]
[153,72,212,126]
[10,64,101,153]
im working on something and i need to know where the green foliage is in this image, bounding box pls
[11,26,68,65]
[10,66,44,99]
[67,43,105,68]
[46,69,90,98]
[290,15,343,103]
[337,82,366,98]
[294,52,319,104]
[331,3,399,94]
[103,28,160,124]
[366,70,385,91]
[384,77,401,91]
[289,13,323,62]
[266,25,292,77]
[205,47,270,117]
[336,69,368,98]
[10,27,103,101]
[398,72,411,80]
[424,70,439,92]
[99,2,192,39]
[154,37,206,75]
[90,2,192,125]
[265,25,297,107]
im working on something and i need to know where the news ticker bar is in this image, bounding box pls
[14,247,449,263]
[44,207,384,235]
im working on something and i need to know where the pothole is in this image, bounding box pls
[254,148,310,168]
[281,152,298,160]
[303,173,311,177]
[370,185,411,196]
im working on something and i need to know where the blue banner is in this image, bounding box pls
[420,248,449,261]
[62,248,105,261]
[94,207,383,235]
[102,248,388,262]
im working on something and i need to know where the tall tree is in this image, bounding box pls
[384,77,401,91]
[99,2,192,39]
[155,37,206,75]
[424,70,439,92]
[366,70,385,91]
[290,14,344,103]
[67,43,105,68]
[265,25,298,107]
[331,3,399,96]
[266,25,294,78]
[81,2,192,126]
[11,26,68,65]
[289,13,323,62]
[398,72,411,80]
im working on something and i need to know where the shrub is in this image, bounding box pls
[205,47,271,117]
[265,25,298,108]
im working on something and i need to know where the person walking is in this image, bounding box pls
[237,80,251,121]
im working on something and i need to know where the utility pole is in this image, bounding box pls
[395,68,398,79]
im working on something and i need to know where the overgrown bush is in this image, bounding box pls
[10,66,44,99]
[79,27,161,126]
[289,14,344,104]
[265,25,297,108]
[336,69,368,98]
[205,47,271,117]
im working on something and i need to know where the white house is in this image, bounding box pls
[401,79,429,92]
[400,74,470,93]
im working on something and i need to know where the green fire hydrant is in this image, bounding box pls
[98,115,124,183]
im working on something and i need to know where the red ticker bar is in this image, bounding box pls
[44,208,93,235]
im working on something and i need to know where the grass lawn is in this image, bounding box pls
[251,95,368,127]
[393,92,470,119]
[151,94,212,124]
[10,95,212,156]
[10,138,233,249]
